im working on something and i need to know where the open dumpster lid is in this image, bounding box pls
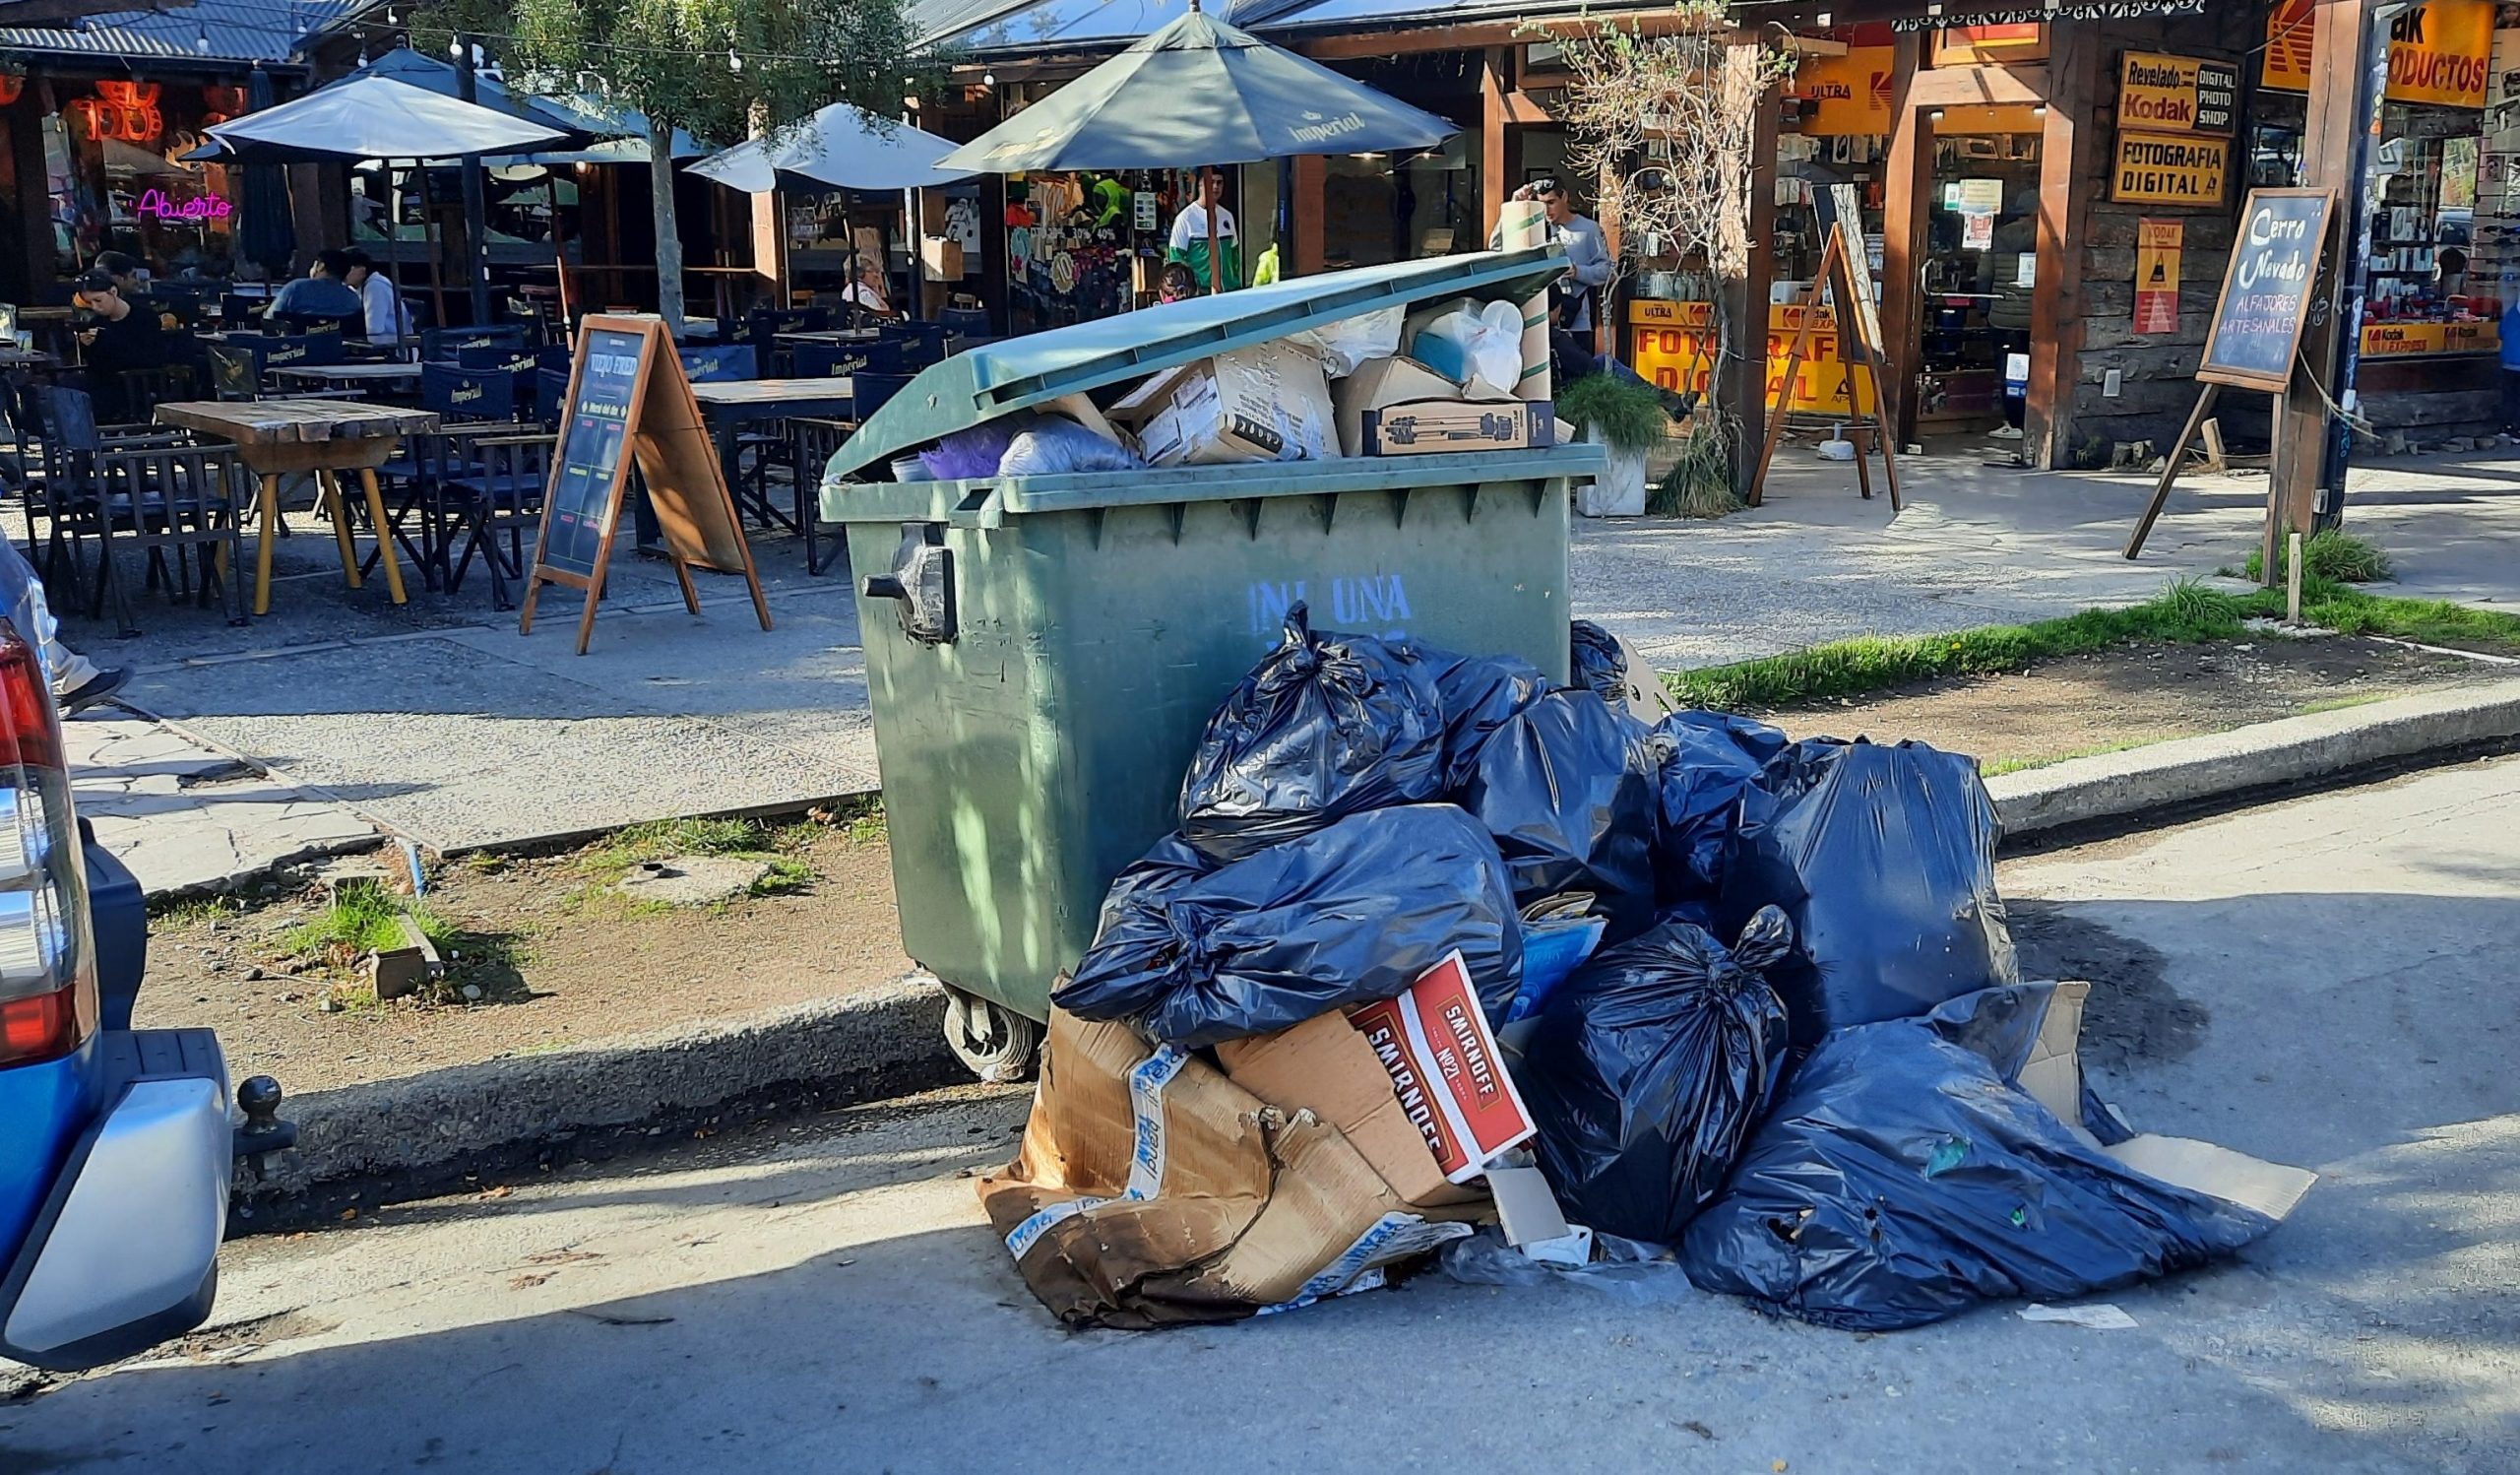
[824,245,1568,481]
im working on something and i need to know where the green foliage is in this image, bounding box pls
[1648,417,1742,519]
[284,881,449,961]
[1556,373,1669,455]
[1666,577,2253,710]
[2283,576,2520,651]
[2241,530,2395,585]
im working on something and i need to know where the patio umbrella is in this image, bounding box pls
[691,103,975,323]
[936,0,1456,291]
[188,76,569,164]
[234,68,296,281]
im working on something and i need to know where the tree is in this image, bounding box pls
[416,0,931,332]
[1540,3,1793,510]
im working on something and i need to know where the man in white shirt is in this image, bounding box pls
[1166,171,1239,292]
[342,249,403,343]
[1489,177,1611,333]
[840,258,897,318]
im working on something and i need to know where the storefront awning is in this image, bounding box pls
[0,0,363,67]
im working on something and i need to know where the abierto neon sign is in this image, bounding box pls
[136,187,231,222]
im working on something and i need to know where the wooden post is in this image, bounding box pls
[1481,46,1511,237]
[1877,32,1928,451]
[2287,531,2305,622]
[2275,0,2384,565]
[2027,25,2094,470]
[1726,69,1780,497]
[2124,382,2221,558]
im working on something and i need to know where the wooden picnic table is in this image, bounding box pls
[156,398,441,615]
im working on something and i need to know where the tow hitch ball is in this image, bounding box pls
[231,1075,296,1182]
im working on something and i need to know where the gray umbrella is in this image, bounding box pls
[937,1,1456,291]
[186,77,569,165]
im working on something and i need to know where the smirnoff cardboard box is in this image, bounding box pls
[1219,951,1534,1201]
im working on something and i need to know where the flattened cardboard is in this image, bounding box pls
[1217,1011,1483,1209]
[980,1009,1485,1328]
[2022,980,2316,1222]
[1108,340,1337,467]
[1361,398,1554,456]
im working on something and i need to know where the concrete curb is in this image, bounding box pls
[241,976,959,1206]
[1989,677,2520,838]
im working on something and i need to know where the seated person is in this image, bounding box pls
[93,249,161,323]
[840,259,899,319]
[71,268,171,422]
[343,248,404,343]
[266,248,364,323]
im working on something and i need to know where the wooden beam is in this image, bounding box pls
[1481,46,1511,239]
[1727,70,1780,496]
[1907,64,2051,108]
[2026,28,2095,468]
[1878,32,1927,450]
[1292,154,1327,274]
[1292,10,1739,61]
[1497,90,1555,127]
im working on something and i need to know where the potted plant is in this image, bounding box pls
[1556,370,1669,517]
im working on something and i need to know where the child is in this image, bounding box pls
[1158,261,1195,305]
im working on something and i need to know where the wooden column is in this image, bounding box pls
[1292,154,1328,274]
[2026,23,2097,469]
[1878,32,1928,449]
[2274,0,2380,551]
[1727,72,1780,494]
[749,186,788,305]
[1481,46,1511,236]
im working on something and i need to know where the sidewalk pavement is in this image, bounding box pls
[53,445,2520,885]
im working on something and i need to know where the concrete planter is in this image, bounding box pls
[1575,425,1648,517]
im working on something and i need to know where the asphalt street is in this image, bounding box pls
[6,756,2518,1474]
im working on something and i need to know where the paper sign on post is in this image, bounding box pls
[1348,952,1536,1183]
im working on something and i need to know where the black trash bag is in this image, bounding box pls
[1520,907,1795,1244]
[1177,604,1446,866]
[1651,709,1791,902]
[1458,688,1665,942]
[1093,831,1213,935]
[1053,803,1524,1048]
[1401,641,1550,792]
[1569,619,1627,703]
[1679,983,2284,1330]
[1717,738,2017,1048]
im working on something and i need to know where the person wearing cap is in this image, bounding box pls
[1489,177,1611,334]
[266,248,364,322]
[71,269,170,421]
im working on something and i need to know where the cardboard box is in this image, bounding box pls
[1347,951,1536,1183]
[1108,340,1338,467]
[920,235,965,282]
[977,1010,1487,1327]
[1332,354,1461,458]
[1361,397,1555,457]
[1216,1011,1483,1210]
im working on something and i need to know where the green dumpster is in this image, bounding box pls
[821,247,1606,1076]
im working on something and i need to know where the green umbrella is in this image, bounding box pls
[938,0,1456,292]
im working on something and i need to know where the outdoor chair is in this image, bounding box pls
[433,431,552,609]
[420,325,528,363]
[274,311,366,341]
[850,371,914,420]
[34,385,245,634]
[676,343,757,383]
[789,417,853,576]
[793,341,873,379]
[207,345,261,402]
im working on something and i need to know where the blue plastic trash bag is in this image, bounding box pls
[1717,738,2017,1047]
[1568,619,1626,703]
[1519,907,1794,1243]
[1400,642,1549,793]
[1457,688,1664,941]
[1651,709,1791,901]
[998,416,1146,478]
[1505,911,1609,1024]
[1054,803,1524,1047]
[1177,605,1446,866]
[1680,983,2287,1331]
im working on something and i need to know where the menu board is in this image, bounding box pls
[540,326,646,578]
[523,315,771,655]
[1820,183,1885,365]
[2198,189,2334,392]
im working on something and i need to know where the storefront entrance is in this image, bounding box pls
[1915,113,2042,437]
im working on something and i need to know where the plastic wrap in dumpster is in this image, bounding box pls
[1519,907,1794,1243]
[1054,803,1525,1047]
[1718,738,2018,1047]
[1679,981,2315,1330]
[1403,642,1549,792]
[1458,688,1664,942]
[1568,619,1626,703]
[1652,710,1790,901]
[1177,605,1446,866]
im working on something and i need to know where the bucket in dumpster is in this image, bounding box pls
[1519,907,1793,1243]
[1717,738,2017,1047]
[1679,981,2315,1330]
[1177,605,1445,866]
[1054,802,1525,1047]
[1457,688,1664,942]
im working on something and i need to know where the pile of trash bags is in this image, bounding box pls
[985,606,2309,1331]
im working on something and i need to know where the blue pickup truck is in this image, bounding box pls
[0,545,288,1372]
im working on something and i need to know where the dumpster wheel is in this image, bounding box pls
[939,982,1041,1083]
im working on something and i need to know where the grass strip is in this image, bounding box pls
[1665,576,2520,713]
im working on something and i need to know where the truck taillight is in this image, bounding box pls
[0,625,92,1068]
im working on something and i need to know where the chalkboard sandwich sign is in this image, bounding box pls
[2197,188,2336,393]
[522,314,774,655]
